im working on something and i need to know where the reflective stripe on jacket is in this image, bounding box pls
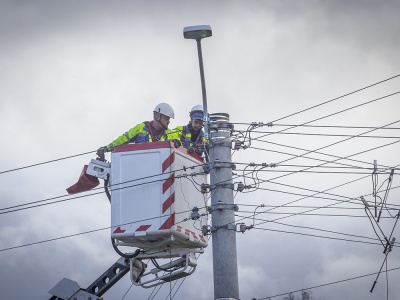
[172,124,205,156]
[108,122,174,149]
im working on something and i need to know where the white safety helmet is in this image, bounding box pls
[190,105,203,113]
[153,103,175,119]
[190,104,204,120]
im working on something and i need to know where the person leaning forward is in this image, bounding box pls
[172,104,207,159]
[96,103,178,158]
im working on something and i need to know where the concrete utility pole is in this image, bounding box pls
[209,113,239,300]
[183,25,239,300]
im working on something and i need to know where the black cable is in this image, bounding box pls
[247,130,400,139]
[0,150,95,175]
[266,220,387,244]
[241,92,400,148]
[251,134,400,184]
[253,123,400,130]
[0,166,207,215]
[0,209,200,252]
[238,210,391,219]
[270,74,400,125]
[235,161,398,171]
[246,139,394,170]
[252,227,383,246]
[253,266,400,299]
[235,168,398,175]
[111,237,141,258]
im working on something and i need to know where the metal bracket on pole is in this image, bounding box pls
[210,183,235,191]
[212,224,236,232]
[213,200,238,212]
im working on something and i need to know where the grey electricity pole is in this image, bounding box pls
[184,25,239,300]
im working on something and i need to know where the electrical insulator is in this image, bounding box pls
[190,206,200,220]
[214,159,222,169]
[236,182,245,192]
[201,183,210,194]
[201,225,210,236]
[203,164,211,174]
[239,223,247,233]
[234,140,242,150]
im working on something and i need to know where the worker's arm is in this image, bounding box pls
[107,123,146,150]
[168,126,183,147]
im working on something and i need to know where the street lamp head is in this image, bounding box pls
[183,25,212,40]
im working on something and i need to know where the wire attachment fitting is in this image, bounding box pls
[237,223,254,233]
[236,182,245,192]
[360,196,370,207]
[190,206,200,220]
[201,183,210,194]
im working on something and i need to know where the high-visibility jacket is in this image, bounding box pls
[172,124,206,157]
[107,121,175,150]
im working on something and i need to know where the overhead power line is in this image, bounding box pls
[232,123,400,130]
[242,92,400,154]
[0,150,95,175]
[253,266,400,299]
[247,139,394,170]
[271,74,400,124]
[272,123,400,130]
[248,130,400,139]
[0,209,197,253]
[0,164,206,215]
[251,225,385,246]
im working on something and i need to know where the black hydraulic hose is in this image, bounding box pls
[104,174,111,203]
[111,238,141,259]
[105,175,140,258]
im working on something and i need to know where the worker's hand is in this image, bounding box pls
[172,139,181,148]
[96,146,108,160]
[187,146,195,154]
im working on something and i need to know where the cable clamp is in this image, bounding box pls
[212,224,236,232]
[237,223,254,233]
[189,207,200,220]
[360,196,371,207]
[201,183,210,194]
[212,201,238,212]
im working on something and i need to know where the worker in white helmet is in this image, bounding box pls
[172,104,207,159]
[97,103,178,158]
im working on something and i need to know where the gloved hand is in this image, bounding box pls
[172,139,181,148]
[187,146,195,154]
[96,146,108,160]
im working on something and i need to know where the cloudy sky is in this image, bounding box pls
[1,1,400,299]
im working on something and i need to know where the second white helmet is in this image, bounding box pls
[190,104,203,113]
[154,103,175,119]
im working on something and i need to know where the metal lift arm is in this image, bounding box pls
[48,257,130,300]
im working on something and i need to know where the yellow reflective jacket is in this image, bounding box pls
[107,121,175,150]
[172,124,206,157]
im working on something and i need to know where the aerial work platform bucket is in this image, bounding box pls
[110,141,209,252]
